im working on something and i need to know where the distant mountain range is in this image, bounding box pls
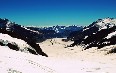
[27,25,83,38]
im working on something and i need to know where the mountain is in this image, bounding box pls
[27,25,83,39]
[68,18,116,41]
[68,18,116,50]
[0,18,48,57]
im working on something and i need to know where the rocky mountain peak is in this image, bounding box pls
[91,18,116,30]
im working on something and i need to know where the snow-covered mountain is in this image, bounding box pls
[86,17,116,30]
[68,18,116,41]
[0,18,47,57]
[27,25,83,38]
[68,18,116,50]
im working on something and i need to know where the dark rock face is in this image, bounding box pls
[68,18,116,50]
[0,40,19,51]
[7,43,19,51]
[108,47,116,53]
[0,42,5,46]
[67,26,99,47]
[0,18,48,57]
[67,23,99,41]
[83,26,116,49]
[97,36,116,49]
[27,48,37,55]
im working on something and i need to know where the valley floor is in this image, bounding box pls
[0,38,116,73]
[39,38,116,73]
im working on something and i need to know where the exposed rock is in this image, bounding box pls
[0,18,48,57]
[68,18,116,51]
[7,43,19,51]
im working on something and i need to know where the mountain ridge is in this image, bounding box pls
[68,18,116,51]
[0,18,48,57]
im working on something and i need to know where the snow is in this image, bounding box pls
[83,18,116,32]
[0,33,27,45]
[103,18,111,24]
[106,31,116,39]
[84,36,88,39]
[83,27,89,31]
[0,33,34,53]
[0,46,115,73]
[0,46,56,73]
[23,26,40,34]
[94,18,116,30]
[0,18,116,73]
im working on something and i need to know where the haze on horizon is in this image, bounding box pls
[0,0,116,26]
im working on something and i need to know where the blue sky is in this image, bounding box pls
[0,0,116,26]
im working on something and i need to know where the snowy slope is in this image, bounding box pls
[0,46,56,73]
[1,46,116,73]
[83,18,116,32]
[88,18,116,30]
[0,33,37,54]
